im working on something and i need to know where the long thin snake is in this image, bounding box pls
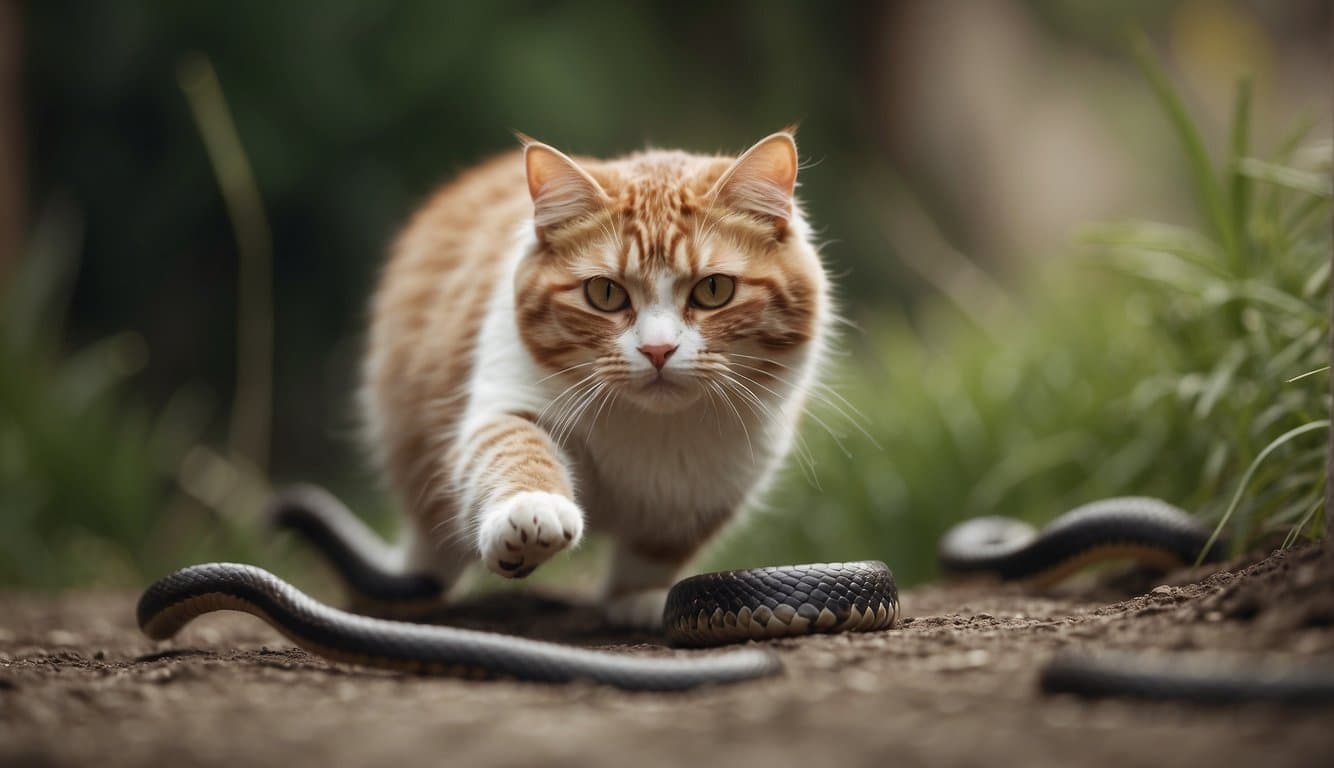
[139,490,1334,701]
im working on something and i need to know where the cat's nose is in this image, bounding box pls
[638,343,678,370]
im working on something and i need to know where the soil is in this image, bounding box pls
[3,545,1334,768]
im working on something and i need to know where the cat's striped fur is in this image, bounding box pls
[361,131,830,625]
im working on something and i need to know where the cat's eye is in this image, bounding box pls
[585,277,630,312]
[690,275,736,309]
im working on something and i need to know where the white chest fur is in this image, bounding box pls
[567,394,800,542]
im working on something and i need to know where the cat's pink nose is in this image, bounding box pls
[638,343,678,370]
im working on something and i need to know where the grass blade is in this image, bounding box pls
[1129,30,1236,264]
[1287,366,1330,384]
[1197,420,1330,563]
[1228,77,1252,257]
[1237,158,1333,198]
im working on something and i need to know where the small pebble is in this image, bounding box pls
[46,630,81,646]
[962,649,991,668]
[843,669,882,693]
[1150,585,1173,596]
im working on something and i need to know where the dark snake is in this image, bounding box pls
[138,491,1333,700]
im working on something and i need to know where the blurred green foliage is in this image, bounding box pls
[0,204,275,587]
[709,60,1331,581]
[0,204,166,585]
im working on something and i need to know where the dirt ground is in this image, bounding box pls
[3,546,1334,768]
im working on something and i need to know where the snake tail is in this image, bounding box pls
[1042,651,1334,706]
[265,485,446,609]
[137,562,781,691]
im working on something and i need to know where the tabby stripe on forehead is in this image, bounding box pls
[631,227,647,269]
[684,230,701,273]
[616,233,630,273]
[664,229,686,268]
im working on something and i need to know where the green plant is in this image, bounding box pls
[707,43,1330,584]
[0,204,165,586]
[1106,36,1331,555]
[0,204,269,587]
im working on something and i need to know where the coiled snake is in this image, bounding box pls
[136,491,1262,693]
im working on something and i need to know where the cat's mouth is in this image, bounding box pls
[641,374,682,391]
[623,371,700,413]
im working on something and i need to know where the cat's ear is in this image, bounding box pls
[522,138,609,231]
[710,131,799,228]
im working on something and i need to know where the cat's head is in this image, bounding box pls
[516,131,827,417]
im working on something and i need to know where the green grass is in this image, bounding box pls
[709,47,1331,585]
[0,204,269,588]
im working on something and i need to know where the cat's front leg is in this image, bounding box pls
[603,508,737,628]
[602,544,690,630]
[454,413,584,578]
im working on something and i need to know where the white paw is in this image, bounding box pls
[603,589,668,630]
[477,491,583,578]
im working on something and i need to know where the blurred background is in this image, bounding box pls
[1,0,1330,592]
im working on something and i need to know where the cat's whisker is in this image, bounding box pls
[713,374,773,446]
[721,372,817,483]
[549,375,606,447]
[603,213,625,255]
[556,382,607,447]
[537,370,603,427]
[547,379,602,446]
[712,370,772,416]
[724,356,880,451]
[710,368,819,480]
[705,378,753,462]
[725,351,861,408]
[539,373,597,420]
[713,368,816,483]
[725,365,852,459]
[695,376,725,435]
[723,351,795,368]
[585,384,619,440]
[534,359,601,386]
[714,375,787,467]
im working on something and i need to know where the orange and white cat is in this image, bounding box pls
[360,131,829,626]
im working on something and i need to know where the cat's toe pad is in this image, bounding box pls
[478,491,583,578]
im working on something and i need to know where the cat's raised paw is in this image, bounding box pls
[478,491,583,578]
